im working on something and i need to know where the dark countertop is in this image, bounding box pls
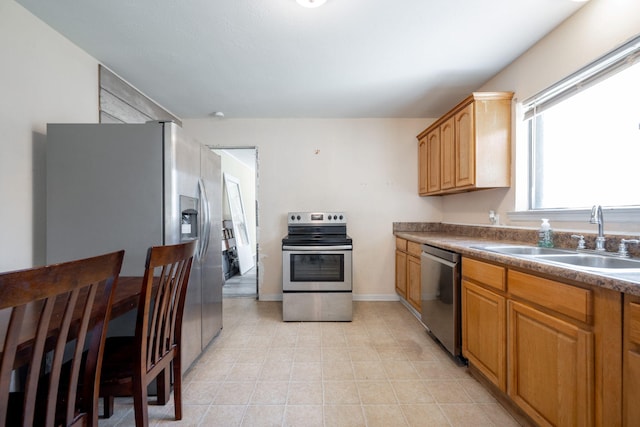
[394,227,640,297]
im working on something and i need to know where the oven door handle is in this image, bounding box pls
[282,245,352,251]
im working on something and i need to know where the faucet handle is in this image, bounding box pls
[571,234,586,250]
[618,239,640,258]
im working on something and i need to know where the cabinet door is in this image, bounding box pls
[624,298,640,426]
[626,350,640,426]
[508,300,594,427]
[455,103,475,188]
[418,137,428,195]
[425,129,440,194]
[407,255,421,311]
[395,250,407,298]
[462,279,506,391]
[440,117,455,190]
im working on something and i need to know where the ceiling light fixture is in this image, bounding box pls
[296,0,326,8]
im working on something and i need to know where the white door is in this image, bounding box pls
[224,173,255,274]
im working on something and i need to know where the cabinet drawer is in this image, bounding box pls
[508,270,592,324]
[462,258,506,292]
[629,302,640,346]
[407,241,422,257]
[396,237,407,251]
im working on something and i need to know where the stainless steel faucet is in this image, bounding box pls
[589,205,606,251]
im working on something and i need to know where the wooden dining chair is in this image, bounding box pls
[99,240,197,427]
[0,250,125,427]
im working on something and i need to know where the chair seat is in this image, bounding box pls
[101,336,136,384]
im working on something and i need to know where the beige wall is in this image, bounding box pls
[442,0,640,233]
[0,1,98,272]
[184,119,439,300]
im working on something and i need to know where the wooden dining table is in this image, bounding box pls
[108,276,146,320]
[1,276,146,369]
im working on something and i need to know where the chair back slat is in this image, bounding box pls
[65,284,98,424]
[0,305,27,423]
[24,296,56,425]
[0,250,124,427]
[45,289,79,425]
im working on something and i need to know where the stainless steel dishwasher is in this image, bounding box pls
[421,244,463,361]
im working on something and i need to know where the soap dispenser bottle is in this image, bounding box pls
[538,218,554,248]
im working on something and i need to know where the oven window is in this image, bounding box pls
[290,253,344,282]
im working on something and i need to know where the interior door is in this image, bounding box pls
[224,173,255,275]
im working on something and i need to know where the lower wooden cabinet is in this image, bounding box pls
[395,238,421,311]
[406,254,421,311]
[624,295,640,426]
[461,256,622,426]
[395,249,407,298]
[508,300,594,427]
[462,279,506,391]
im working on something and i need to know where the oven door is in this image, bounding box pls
[282,245,352,292]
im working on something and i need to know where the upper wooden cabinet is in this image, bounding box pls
[416,92,514,196]
[440,117,455,191]
[418,135,429,194]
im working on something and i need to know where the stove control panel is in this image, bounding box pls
[288,212,346,225]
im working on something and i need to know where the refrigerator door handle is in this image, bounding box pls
[198,178,212,261]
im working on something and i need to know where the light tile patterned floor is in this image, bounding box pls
[98,298,521,426]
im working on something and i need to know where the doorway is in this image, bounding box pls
[213,148,258,298]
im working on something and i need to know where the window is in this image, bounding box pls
[523,35,640,211]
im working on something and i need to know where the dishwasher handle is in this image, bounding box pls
[421,251,458,268]
[421,244,460,264]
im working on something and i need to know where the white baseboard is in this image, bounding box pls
[257,293,400,302]
[352,294,400,301]
[258,294,283,301]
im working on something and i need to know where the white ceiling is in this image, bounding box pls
[16,0,588,119]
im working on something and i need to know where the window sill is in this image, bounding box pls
[507,207,640,223]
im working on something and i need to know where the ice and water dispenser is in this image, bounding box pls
[180,196,198,241]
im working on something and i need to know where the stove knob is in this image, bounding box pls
[339,215,343,220]
[296,215,301,220]
[333,215,338,220]
[290,215,295,221]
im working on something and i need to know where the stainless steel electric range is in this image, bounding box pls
[282,212,353,321]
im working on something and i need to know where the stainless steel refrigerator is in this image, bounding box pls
[46,121,222,373]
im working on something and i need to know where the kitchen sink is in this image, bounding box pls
[597,270,640,283]
[534,253,640,271]
[473,245,573,256]
[472,244,640,273]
